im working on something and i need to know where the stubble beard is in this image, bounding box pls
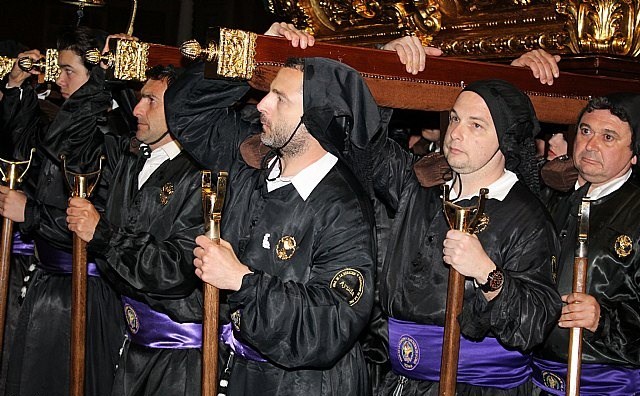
[261,120,309,158]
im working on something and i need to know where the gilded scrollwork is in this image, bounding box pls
[0,56,14,80]
[44,49,61,82]
[217,28,257,80]
[557,0,640,56]
[113,40,149,81]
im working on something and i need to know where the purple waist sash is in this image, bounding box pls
[12,232,34,256]
[532,357,640,395]
[220,322,267,362]
[34,238,100,277]
[121,296,202,349]
[388,318,531,389]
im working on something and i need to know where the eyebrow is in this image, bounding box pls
[579,123,621,137]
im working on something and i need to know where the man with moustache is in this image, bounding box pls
[0,26,126,396]
[367,79,561,395]
[530,93,640,395]
[66,65,205,396]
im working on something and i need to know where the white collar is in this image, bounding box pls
[147,140,182,161]
[266,152,338,201]
[575,168,632,200]
[446,170,518,202]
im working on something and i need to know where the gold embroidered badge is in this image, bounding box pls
[614,235,633,258]
[124,304,139,334]
[159,182,174,206]
[276,236,297,260]
[473,213,490,234]
[330,268,365,306]
[231,310,241,332]
[542,371,565,391]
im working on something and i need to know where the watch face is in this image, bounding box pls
[488,269,504,290]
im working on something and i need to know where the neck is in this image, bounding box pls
[149,134,173,152]
[454,155,505,197]
[279,139,327,178]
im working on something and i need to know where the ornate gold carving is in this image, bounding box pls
[0,56,14,80]
[44,49,60,82]
[113,40,149,81]
[181,28,257,80]
[557,0,640,56]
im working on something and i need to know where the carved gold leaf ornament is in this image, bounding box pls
[114,40,149,81]
[0,56,14,80]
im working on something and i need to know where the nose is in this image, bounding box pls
[584,133,598,152]
[447,122,462,141]
[256,92,275,115]
[55,73,65,87]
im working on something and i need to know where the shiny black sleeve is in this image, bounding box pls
[588,260,640,364]
[89,174,203,301]
[164,62,254,171]
[460,215,562,351]
[0,81,40,160]
[227,199,376,368]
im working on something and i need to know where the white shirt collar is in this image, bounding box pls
[266,152,338,201]
[445,170,518,202]
[147,139,182,161]
[575,168,632,200]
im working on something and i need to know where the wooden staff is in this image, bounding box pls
[201,170,228,396]
[566,198,591,396]
[440,186,488,396]
[0,149,35,353]
[61,155,104,396]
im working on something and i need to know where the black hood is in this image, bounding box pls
[301,58,382,156]
[463,79,541,195]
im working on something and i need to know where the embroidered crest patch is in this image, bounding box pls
[397,335,420,370]
[330,268,364,306]
[276,235,297,260]
[542,370,565,391]
[159,182,174,206]
[614,234,633,258]
[124,304,139,334]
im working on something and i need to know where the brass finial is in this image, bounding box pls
[180,39,218,63]
[83,48,115,68]
[17,57,45,73]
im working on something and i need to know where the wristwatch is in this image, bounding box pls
[479,268,504,293]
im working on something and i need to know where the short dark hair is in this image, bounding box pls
[57,26,106,58]
[145,64,178,87]
[284,57,304,71]
[579,96,636,154]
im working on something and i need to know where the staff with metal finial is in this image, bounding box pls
[201,170,228,396]
[61,154,104,396]
[566,198,591,396]
[0,148,35,353]
[439,185,489,396]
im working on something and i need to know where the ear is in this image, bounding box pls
[631,154,637,165]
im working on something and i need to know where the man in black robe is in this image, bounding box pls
[530,93,640,395]
[368,80,562,395]
[0,27,126,396]
[163,38,381,395]
[66,65,205,396]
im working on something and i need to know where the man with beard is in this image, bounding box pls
[0,27,126,396]
[162,36,381,395]
[367,80,562,395]
[66,65,205,396]
[530,93,640,395]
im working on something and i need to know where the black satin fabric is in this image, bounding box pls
[110,342,202,396]
[537,181,640,366]
[89,148,204,322]
[164,61,376,396]
[366,136,562,395]
[1,67,127,396]
[377,375,536,396]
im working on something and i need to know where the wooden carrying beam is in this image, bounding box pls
[109,28,640,123]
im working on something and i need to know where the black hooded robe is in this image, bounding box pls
[1,68,126,396]
[85,139,205,396]
[164,60,377,396]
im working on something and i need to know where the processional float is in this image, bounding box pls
[88,27,640,396]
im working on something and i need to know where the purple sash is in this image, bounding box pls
[388,318,531,389]
[12,232,34,256]
[34,238,100,277]
[121,296,202,349]
[220,322,267,362]
[532,357,640,395]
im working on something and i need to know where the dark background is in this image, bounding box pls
[1,0,279,49]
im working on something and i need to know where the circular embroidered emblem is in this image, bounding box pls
[397,335,420,370]
[276,236,297,260]
[614,234,633,258]
[330,268,365,306]
[542,370,565,391]
[124,304,139,334]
